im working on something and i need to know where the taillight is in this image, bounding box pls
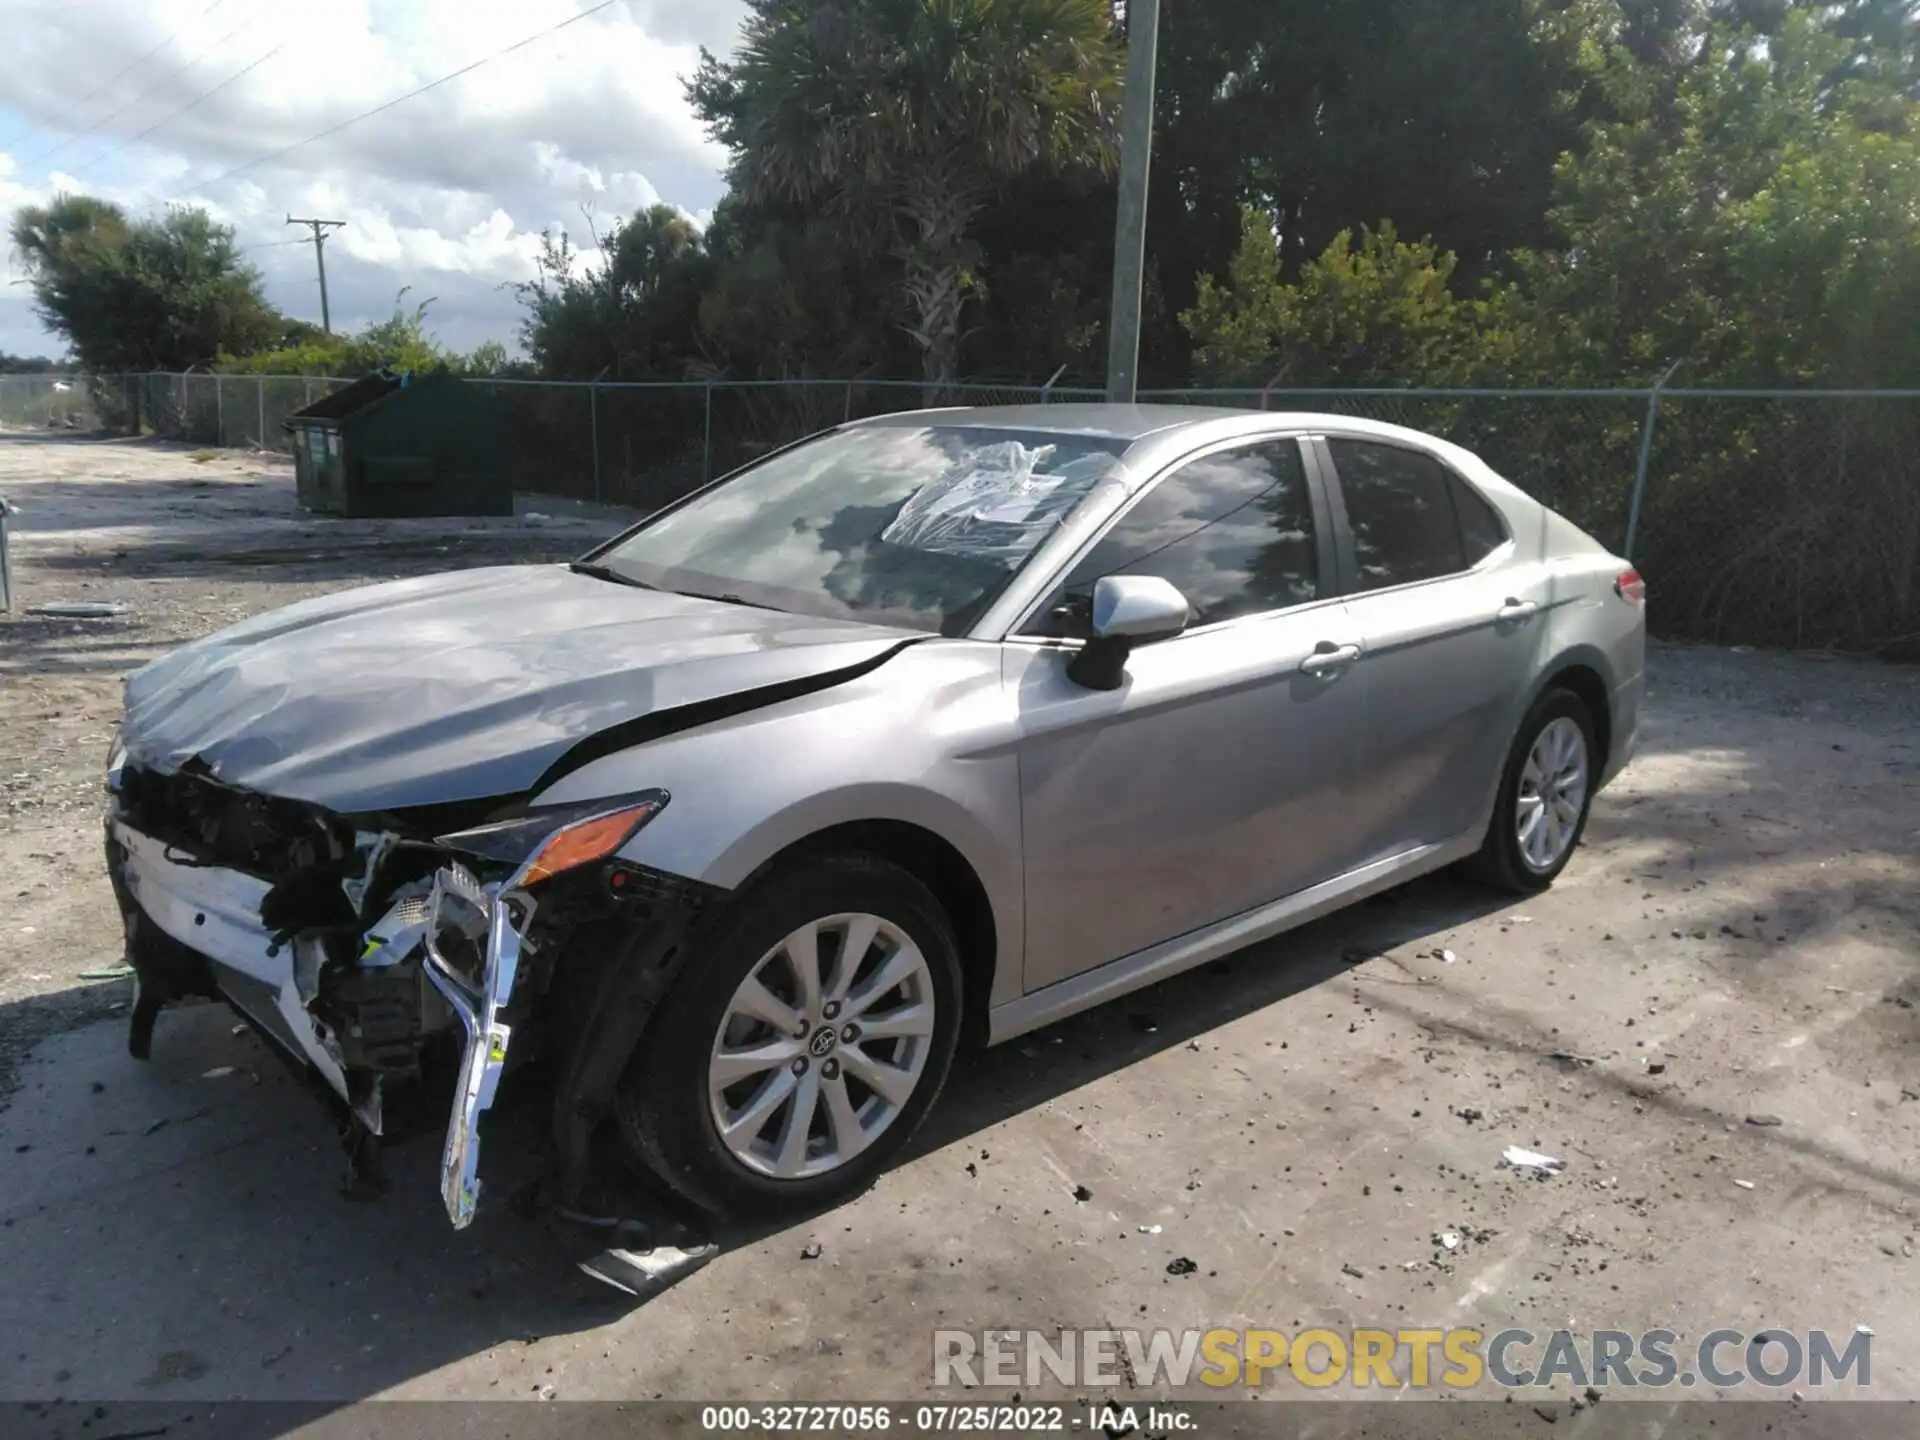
[1615,568,1646,605]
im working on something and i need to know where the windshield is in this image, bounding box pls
[592,425,1130,635]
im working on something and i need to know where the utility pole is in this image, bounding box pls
[1105,0,1161,405]
[286,216,346,333]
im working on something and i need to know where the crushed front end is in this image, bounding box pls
[105,743,683,1229]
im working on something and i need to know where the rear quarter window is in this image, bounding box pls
[1449,473,1510,566]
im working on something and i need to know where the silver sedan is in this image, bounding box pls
[105,405,1645,1226]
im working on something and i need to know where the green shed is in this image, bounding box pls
[284,370,510,518]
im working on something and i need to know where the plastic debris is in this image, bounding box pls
[1734,1179,1756,1190]
[1437,1231,1463,1251]
[1441,949,1458,964]
[1500,1145,1565,1176]
[26,601,128,618]
[1166,1257,1198,1276]
[201,1066,236,1080]
[800,1240,822,1260]
[78,965,136,981]
[577,1241,718,1297]
[1137,1224,1162,1235]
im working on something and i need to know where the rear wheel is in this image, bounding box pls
[615,854,962,1218]
[1468,688,1597,894]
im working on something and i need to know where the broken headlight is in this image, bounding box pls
[432,789,669,888]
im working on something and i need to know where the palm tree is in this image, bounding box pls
[691,0,1123,392]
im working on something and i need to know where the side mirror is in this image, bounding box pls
[1067,575,1191,691]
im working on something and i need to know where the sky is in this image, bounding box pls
[0,0,748,359]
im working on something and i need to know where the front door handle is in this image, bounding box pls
[1496,598,1540,622]
[1300,643,1362,676]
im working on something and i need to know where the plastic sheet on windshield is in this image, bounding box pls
[880,440,1111,564]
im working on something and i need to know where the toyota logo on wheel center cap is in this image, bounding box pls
[808,1027,838,1058]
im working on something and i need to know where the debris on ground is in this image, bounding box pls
[1500,1146,1565,1177]
[1746,1113,1785,1127]
[577,1238,720,1297]
[1166,1257,1198,1276]
[24,601,129,618]
[1734,1179,1756,1190]
[1073,1184,1093,1203]
[800,1241,823,1260]
[1437,1231,1463,1252]
[76,965,135,981]
[201,1066,235,1080]
[1341,1263,1366,1279]
[1137,1224,1162,1235]
[1128,1014,1158,1034]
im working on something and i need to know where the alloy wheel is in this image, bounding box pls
[706,912,936,1180]
[1515,715,1589,871]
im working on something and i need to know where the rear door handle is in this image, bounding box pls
[1300,643,1362,676]
[1496,598,1540,622]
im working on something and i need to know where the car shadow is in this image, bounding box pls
[0,863,1500,1417]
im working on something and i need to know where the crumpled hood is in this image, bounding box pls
[121,564,917,813]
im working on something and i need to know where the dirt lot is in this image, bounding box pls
[1,435,1917,1424]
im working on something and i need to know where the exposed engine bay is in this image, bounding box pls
[106,753,713,1229]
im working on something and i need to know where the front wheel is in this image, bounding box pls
[615,853,962,1218]
[1468,688,1598,894]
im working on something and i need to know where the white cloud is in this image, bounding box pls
[0,0,746,357]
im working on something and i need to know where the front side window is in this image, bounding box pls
[1328,440,1470,592]
[593,426,1129,635]
[1026,440,1320,637]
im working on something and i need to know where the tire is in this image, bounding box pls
[1467,687,1599,894]
[615,852,963,1219]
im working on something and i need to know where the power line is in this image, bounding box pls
[15,17,254,175]
[183,0,622,197]
[72,45,285,180]
[1,0,238,163]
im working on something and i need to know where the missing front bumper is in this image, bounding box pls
[109,819,534,1231]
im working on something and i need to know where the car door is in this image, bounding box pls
[1008,436,1373,994]
[1313,435,1545,863]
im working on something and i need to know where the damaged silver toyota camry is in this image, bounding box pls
[105,405,1645,1228]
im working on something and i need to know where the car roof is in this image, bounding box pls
[844,402,1535,514]
[846,402,1456,453]
[849,402,1255,442]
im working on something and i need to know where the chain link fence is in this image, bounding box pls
[3,371,1915,653]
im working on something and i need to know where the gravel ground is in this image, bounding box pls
[1,433,1917,1421]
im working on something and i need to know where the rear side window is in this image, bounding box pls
[1450,473,1509,565]
[1025,440,1320,636]
[1327,440,1468,592]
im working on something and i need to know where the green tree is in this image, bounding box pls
[1183,210,1517,388]
[9,195,281,371]
[689,0,1123,389]
[217,291,508,377]
[1513,4,1920,385]
[515,204,712,377]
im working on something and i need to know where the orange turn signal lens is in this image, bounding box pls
[519,802,660,886]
